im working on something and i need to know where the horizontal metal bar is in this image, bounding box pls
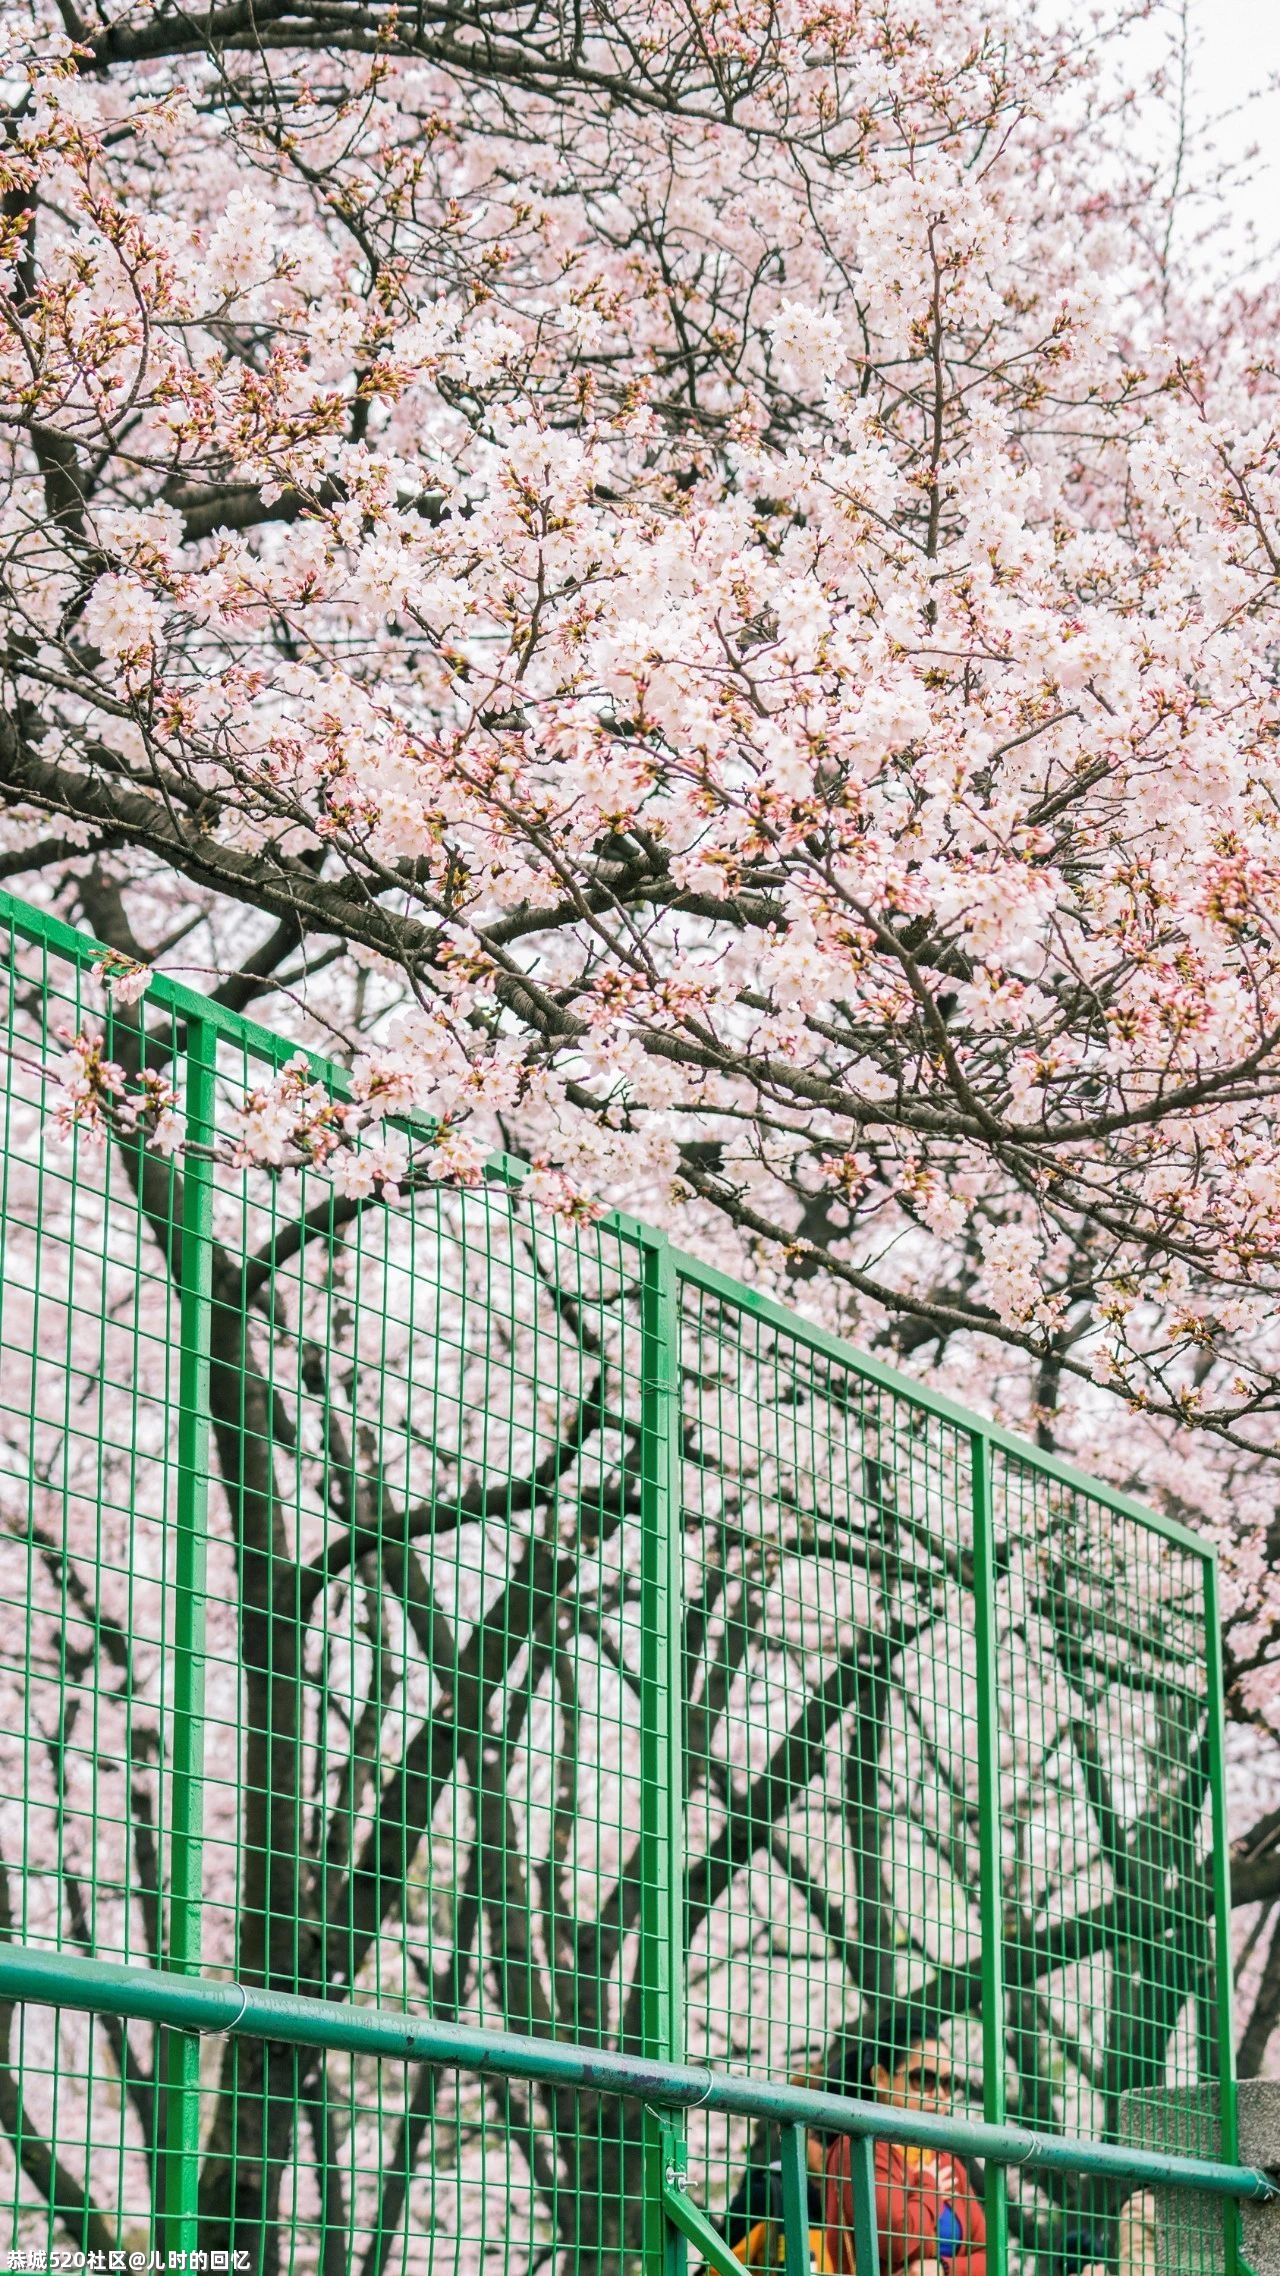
[1,1947,1272,2204]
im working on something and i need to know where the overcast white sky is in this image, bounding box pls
[1103,0,1280,273]
[1177,0,1280,254]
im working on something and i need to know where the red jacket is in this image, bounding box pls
[824,2136,987,2273]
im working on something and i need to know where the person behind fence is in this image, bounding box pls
[717,2071,837,2270]
[822,2007,987,2274]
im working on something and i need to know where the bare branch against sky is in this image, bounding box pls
[1135,0,1280,262]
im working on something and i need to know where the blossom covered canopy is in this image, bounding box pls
[2,0,1280,1470]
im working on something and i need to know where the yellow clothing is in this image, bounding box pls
[731,2219,837,2272]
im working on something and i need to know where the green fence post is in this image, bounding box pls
[1205,1548,1241,2276]
[779,2122,811,2269]
[159,1013,215,2255]
[972,1430,1009,2275]
[638,1230,686,2276]
[846,2134,880,2274]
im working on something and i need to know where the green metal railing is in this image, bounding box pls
[0,1947,1274,2276]
[0,888,1254,2274]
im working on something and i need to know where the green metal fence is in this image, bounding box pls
[0,889,1256,2275]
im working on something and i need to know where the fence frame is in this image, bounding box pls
[0,884,1250,2272]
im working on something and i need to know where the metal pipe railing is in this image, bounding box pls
[1,1944,1274,2206]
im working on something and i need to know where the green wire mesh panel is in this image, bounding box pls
[195,1074,650,2038]
[678,1280,978,2067]
[0,896,1234,2276]
[989,1449,1224,2274]
[0,942,188,1969]
[0,918,661,2266]
[185,1100,659,2267]
[678,1276,987,2265]
[676,1274,1228,2276]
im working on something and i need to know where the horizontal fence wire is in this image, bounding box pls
[0,891,1242,2276]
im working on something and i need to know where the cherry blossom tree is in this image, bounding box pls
[6,0,1280,2076]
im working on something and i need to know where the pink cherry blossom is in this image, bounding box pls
[6,0,1280,2021]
